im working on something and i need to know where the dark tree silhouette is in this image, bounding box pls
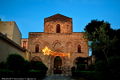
[6,54,26,72]
[84,20,120,61]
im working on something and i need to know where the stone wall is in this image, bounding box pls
[13,22,22,45]
[29,32,88,54]
[44,21,72,33]
[0,21,21,45]
[28,32,88,75]
[0,33,29,62]
[44,14,72,33]
[21,38,28,49]
[21,14,89,75]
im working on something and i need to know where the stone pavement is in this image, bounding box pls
[42,74,73,80]
[42,74,86,80]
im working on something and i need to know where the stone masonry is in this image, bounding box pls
[21,14,89,75]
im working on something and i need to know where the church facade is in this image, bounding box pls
[21,14,89,75]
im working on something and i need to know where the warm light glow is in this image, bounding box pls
[42,46,70,58]
[42,46,52,55]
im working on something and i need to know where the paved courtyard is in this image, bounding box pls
[42,74,87,80]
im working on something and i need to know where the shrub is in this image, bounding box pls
[0,54,48,78]
[108,56,120,79]
[95,60,108,71]
[95,56,120,80]
[77,64,86,71]
[6,54,27,72]
[29,61,48,73]
[0,62,7,69]
[88,64,95,71]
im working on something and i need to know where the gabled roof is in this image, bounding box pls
[44,14,72,22]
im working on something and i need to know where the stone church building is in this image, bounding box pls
[21,14,89,75]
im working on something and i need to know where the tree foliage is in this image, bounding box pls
[29,61,48,72]
[84,20,111,41]
[6,54,26,72]
[84,20,120,61]
[0,54,48,78]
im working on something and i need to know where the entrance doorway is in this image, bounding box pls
[54,56,62,74]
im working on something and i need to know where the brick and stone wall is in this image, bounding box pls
[0,21,22,45]
[0,33,29,62]
[28,32,88,75]
[44,14,72,33]
[21,14,89,75]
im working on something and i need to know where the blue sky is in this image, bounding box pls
[0,0,120,38]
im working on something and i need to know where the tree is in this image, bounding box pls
[92,24,116,62]
[83,20,120,80]
[84,20,118,62]
[84,20,111,41]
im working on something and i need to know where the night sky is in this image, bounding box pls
[0,0,120,38]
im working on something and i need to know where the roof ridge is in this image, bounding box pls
[44,14,72,22]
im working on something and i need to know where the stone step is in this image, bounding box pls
[42,74,75,80]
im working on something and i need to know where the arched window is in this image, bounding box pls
[78,45,81,53]
[35,44,39,53]
[56,24,60,33]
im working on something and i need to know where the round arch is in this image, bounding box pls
[54,56,62,74]
[52,40,62,52]
[31,56,42,62]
